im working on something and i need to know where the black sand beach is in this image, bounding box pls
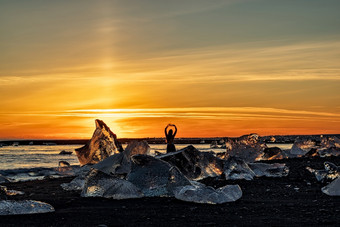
[1,156,340,226]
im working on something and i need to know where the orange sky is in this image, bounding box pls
[1,1,340,139]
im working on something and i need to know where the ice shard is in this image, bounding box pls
[92,152,131,176]
[158,145,224,181]
[318,136,340,157]
[56,161,74,175]
[124,140,150,157]
[290,138,316,156]
[223,134,267,163]
[304,148,319,157]
[61,176,86,191]
[92,140,150,176]
[0,186,7,200]
[81,169,143,199]
[0,200,54,215]
[259,147,287,160]
[210,141,219,148]
[306,162,339,182]
[174,184,242,204]
[0,186,24,196]
[60,165,92,191]
[0,175,10,183]
[321,177,340,196]
[223,157,255,180]
[75,119,123,166]
[127,155,191,197]
[248,163,289,178]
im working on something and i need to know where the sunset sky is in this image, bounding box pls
[1,0,340,139]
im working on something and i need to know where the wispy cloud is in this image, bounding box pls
[2,107,340,122]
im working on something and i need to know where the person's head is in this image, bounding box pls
[168,129,173,136]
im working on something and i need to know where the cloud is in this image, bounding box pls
[3,107,340,121]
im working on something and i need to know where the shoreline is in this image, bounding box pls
[1,133,340,146]
[1,156,340,226]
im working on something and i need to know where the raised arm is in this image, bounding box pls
[164,125,169,136]
[173,125,177,137]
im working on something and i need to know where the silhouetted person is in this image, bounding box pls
[165,124,177,153]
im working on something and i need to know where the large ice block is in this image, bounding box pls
[75,119,123,166]
[290,138,316,156]
[81,169,143,199]
[306,162,339,182]
[127,155,191,197]
[158,145,224,180]
[223,157,255,180]
[174,184,242,204]
[223,134,267,162]
[321,177,340,196]
[0,200,54,215]
[248,163,289,177]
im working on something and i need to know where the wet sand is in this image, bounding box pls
[1,156,340,226]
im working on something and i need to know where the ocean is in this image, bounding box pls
[0,143,292,182]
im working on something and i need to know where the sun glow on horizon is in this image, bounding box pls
[1,107,340,140]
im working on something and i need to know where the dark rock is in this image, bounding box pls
[59,150,72,155]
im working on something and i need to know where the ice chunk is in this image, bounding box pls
[290,138,316,156]
[174,184,242,204]
[75,119,123,166]
[158,145,224,180]
[223,157,255,180]
[304,148,319,157]
[124,140,150,157]
[223,134,267,163]
[318,136,340,157]
[248,163,289,178]
[127,155,191,197]
[92,140,150,176]
[0,186,7,200]
[306,162,339,182]
[321,177,340,196]
[259,147,287,160]
[60,165,92,191]
[92,152,131,176]
[0,188,25,199]
[56,161,74,175]
[81,169,143,199]
[210,141,219,148]
[321,136,340,149]
[0,175,10,183]
[61,176,85,191]
[0,200,54,215]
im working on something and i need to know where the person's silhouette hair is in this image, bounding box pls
[165,124,177,153]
